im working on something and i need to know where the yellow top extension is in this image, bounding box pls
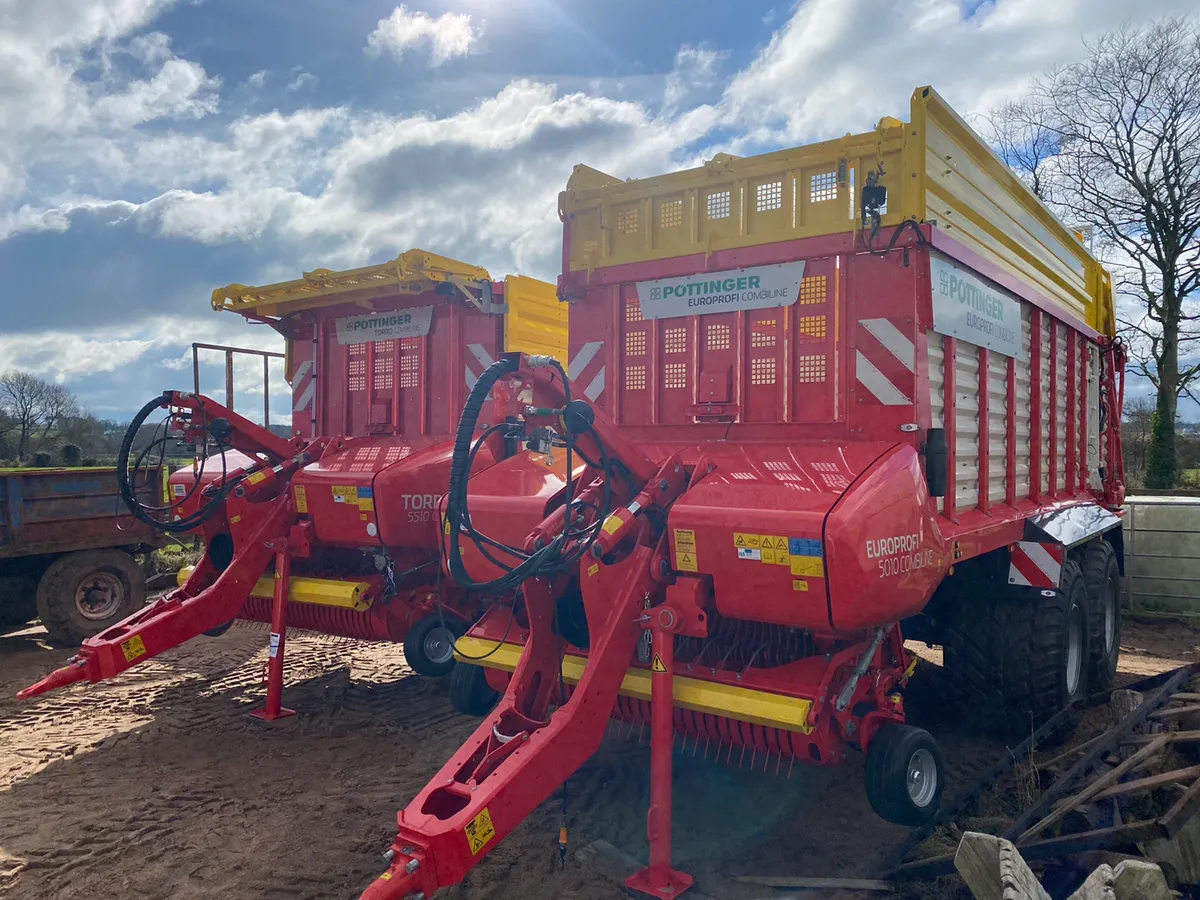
[559,87,1114,337]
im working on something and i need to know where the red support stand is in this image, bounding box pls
[626,629,693,898]
[251,546,295,721]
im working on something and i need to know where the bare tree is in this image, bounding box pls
[984,97,1061,203]
[0,371,80,462]
[993,20,1200,488]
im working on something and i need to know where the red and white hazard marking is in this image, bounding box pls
[464,343,496,390]
[1008,541,1064,589]
[568,340,605,401]
[855,318,915,407]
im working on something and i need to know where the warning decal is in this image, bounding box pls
[674,528,698,572]
[737,547,762,561]
[789,537,825,577]
[357,486,375,512]
[792,579,809,592]
[120,635,147,662]
[465,808,497,855]
[601,514,623,535]
[294,485,308,514]
[651,653,667,673]
[733,533,762,549]
[332,485,357,504]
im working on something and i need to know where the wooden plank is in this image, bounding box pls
[1007,667,1192,840]
[1150,703,1200,720]
[733,875,894,891]
[1091,765,1200,801]
[1125,730,1200,745]
[1159,773,1200,837]
[1019,734,1171,840]
[1171,692,1200,701]
[1042,732,1107,770]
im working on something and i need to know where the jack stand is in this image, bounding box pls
[251,546,295,721]
[626,629,693,898]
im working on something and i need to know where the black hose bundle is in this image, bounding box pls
[116,392,237,534]
[443,356,616,595]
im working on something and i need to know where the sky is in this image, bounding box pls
[0,0,1195,425]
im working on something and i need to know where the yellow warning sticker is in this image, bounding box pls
[247,470,267,485]
[443,514,451,536]
[229,515,241,525]
[379,872,392,881]
[676,550,698,572]
[358,498,375,512]
[761,547,777,565]
[601,514,623,535]
[465,807,496,855]
[790,555,825,578]
[673,528,696,553]
[294,485,308,514]
[587,563,600,577]
[121,635,147,662]
[773,549,790,566]
[651,653,667,673]
[792,579,809,592]
[733,533,761,549]
[331,485,357,504]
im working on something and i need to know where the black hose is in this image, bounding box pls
[444,356,615,595]
[116,392,235,534]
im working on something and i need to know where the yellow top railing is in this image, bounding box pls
[559,87,1114,336]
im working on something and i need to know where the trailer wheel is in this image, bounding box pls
[1080,539,1121,691]
[450,662,500,716]
[943,559,1089,737]
[404,614,466,677]
[35,550,146,646]
[865,724,944,826]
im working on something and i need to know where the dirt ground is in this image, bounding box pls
[1,615,1197,900]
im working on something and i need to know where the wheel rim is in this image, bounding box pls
[1066,601,1084,695]
[74,571,125,620]
[1103,582,1117,655]
[907,748,938,808]
[423,626,456,666]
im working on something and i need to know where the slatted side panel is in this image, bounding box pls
[927,331,946,515]
[1039,320,1052,497]
[954,343,981,512]
[1087,343,1102,489]
[1013,304,1034,501]
[1055,329,1069,494]
[986,350,1009,506]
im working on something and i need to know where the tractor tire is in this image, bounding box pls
[404,614,466,677]
[1079,539,1121,691]
[865,724,944,826]
[450,662,500,716]
[943,559,1089,739]
[35,550,146,646]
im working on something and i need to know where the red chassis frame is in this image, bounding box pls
[360,357,913,900]
[18,393,324,699]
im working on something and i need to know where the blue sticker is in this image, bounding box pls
[789,537,822,557]
[358,486,373,498]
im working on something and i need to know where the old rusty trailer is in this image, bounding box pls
[0,466,165,644]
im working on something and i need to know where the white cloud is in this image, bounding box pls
[286,69,318,92]
[246,69,268,90]
[365,5,479,66]
[92,58,220,126]
[664,44,728,111]
[721,0,1200,149]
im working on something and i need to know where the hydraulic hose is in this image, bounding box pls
[444,356,612,595]
[116,392,233,534]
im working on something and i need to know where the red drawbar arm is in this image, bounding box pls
[361,546,658,899]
